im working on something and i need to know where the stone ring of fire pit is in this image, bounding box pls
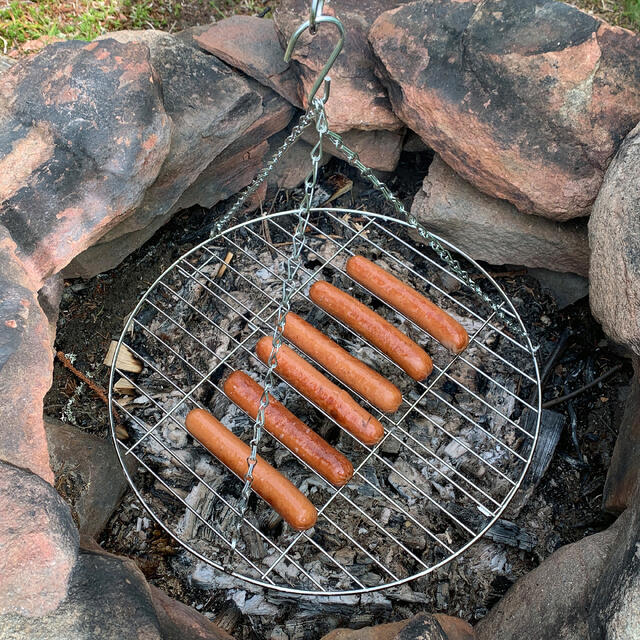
[107,207,541,595]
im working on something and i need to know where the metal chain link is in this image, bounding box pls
[324,129,530,341]
[231,99,327,548]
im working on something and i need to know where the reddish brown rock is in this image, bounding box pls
[172,82,294,212]
[0,38,171,286]
[0,460,79,617]
[588,482,640,639]
[196,16,301,107]
[433,615,475,640]
[321,613,472,640]
[64,60,294,277]
[0,225,53,483]
[274,0,403,133]
[150,585,234,640]
[589,120,640,356]
[411,156,589,275]
[370,0,640,220]
[602,357,640,513]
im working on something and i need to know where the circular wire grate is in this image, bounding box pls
[108,207,541,595]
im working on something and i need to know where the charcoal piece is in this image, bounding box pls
[508,407,565,515]
[485,519,537,552]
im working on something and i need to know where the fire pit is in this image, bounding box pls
[107,205,540,595]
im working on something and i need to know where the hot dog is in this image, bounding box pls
[185,408,317,531]
[346,255,469,354]
[283,312,402,413]
[224,370,354,486]
[256,336,384,446]
[309,281,433,381]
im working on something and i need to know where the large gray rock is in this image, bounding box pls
[44,418,133,538]
[0,460,79,618]
[589,120,640,356]
[0,225,53,483]
[64,30,263,278]
[411,156,589,275]
[370,0,640,220]
[0,38,171,286]
[474,522,622,640]
[589,483,640,639]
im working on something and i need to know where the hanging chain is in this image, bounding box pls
[231,100,327,549]
[323,129,529,341]
[211,104,322,239]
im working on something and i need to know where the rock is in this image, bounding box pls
[173,82,295,212]
[589,483,640,639]
[37,273,64,345]
[196,16,301,107]
[321,613,470,640]
[66,80,292,278]
[274,0,403,133]
[63,30,263,278]
[44,418,134,538]
[411,156,590,275]
[0,225,53,483]
[0,460,79,618]
[268,130,330,189]
[589,120,640,356]
[150,585,234,640]
[526,269,589,310]
[602,356,640,513]
[304,126,405,173]
[0,538,234,639]
[433,615,475,640]
[0,38,171,286]
[370,0,640,220]
[474,523,621,640]
[0,547,159,639]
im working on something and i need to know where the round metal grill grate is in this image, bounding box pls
[108,208,541,595]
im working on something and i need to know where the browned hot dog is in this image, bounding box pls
[224,370,354,486]
[309,281,433,381]
[283,312,402,413]
[346,255,469,354]
[256,336,384,446]
[185,408,317,531]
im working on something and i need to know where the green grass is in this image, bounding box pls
[1,0,637,58]
[624,0,640,26]
[0,0,269,54]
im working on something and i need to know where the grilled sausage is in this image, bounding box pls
[346,255,469,354]
[256,336,384,446]
[224,370,354,486]
[283,312,402,413]
[185,408,317,531]
[309,281,433,381]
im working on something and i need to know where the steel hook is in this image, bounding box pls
[284,7,345,105]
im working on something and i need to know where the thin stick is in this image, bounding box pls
[542,364,624,409]
[56,351,128,439]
